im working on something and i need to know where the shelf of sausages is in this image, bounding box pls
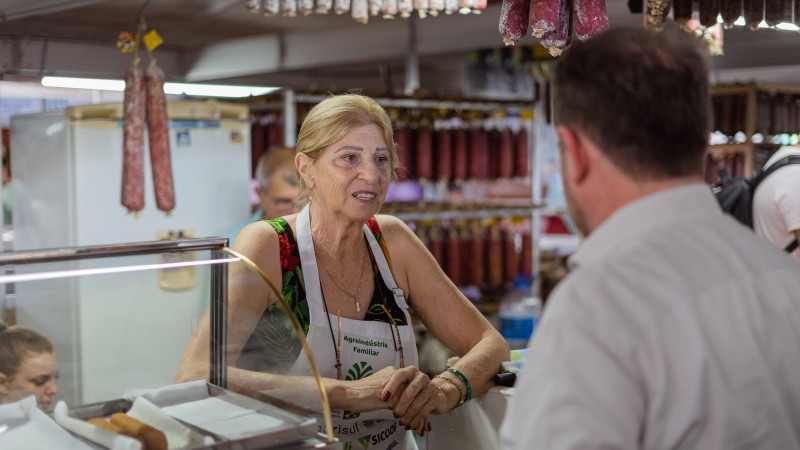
[712,92,800,140]
[391,115,532,204]
[412,217,533,300]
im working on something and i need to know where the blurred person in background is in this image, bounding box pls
[0,321,59,411]
[501,26,800,450]
[753,145,800,262]
[221,146,300,246]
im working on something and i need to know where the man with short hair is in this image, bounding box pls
[500,26,800,449]
[221,147,299,246]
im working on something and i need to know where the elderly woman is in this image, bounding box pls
[0,321,59,411]
[177,94,508,449]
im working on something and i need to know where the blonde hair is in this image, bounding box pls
[0,321,54,377]
[295,94,398,205]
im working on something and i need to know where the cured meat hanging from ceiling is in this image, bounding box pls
[246,0,484,20]
[499,0,608,55]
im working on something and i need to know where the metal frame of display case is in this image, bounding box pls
[0,237,230,387]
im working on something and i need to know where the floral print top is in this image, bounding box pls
[235,216,408,374]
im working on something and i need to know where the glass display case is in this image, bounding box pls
[0,237,337,450]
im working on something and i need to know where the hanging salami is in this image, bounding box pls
[416,124,434,181]
[334,0,351,14]
[121,57,146,214]
[317,0,333,13]
[529,0,560,38]
[369,0,383,15]
[470,223,486,286]
[487,223,504,286]
[264,0,280,15]
[436,128,452,182]
[469,128,490,180]
[515,127,529,178]
[672,0,692,22]
[453,127,469,181]
[520,225,532,277]
[645,0,672,28]
[446,226,463,286]
[743,0,763,28]
[498,128,514,178]
[699,0,721,26]
[352,0,369,22]
[146,59,175,214]
[504,226,519,283]
[299,0,314,15]
[282,0,298,16]
[499,0,531,46]
[539,0,572,57]
[720,0,742,27]
[573,0,609,41]
[395,125,413,180]
[764,0,786,25]
[428,225,445,270]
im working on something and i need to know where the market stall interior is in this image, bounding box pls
[3,0,800,448]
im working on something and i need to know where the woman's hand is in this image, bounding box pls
[380,366,443,435]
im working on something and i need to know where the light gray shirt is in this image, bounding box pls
[500,184,800,450]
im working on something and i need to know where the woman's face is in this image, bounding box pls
[1,351,59,410]
[306,123,392,220]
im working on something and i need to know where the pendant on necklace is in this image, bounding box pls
[355,301,361,313]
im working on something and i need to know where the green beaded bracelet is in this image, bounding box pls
[446,367,472,402]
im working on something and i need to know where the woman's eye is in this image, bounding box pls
[376,155,390,164]
[343,154,358,163]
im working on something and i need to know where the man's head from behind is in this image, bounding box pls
[256,147,300,219]
[553,25,711,182]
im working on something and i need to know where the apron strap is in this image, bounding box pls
[364,222,409,310]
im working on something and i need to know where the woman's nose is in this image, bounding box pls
[46,380,58,395]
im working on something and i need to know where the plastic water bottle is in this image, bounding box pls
[499,275,541,350]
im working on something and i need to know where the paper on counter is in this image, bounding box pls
[124,380,210,407]
[0,397,97,450]
[163,397,285,440]
[127,397,214,449]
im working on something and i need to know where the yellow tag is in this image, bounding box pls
[116,31,138,53]
[143,29,164,52]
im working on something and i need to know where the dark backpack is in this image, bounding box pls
[714,155,800,253]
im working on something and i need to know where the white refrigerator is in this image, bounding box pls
[8,100,251,406]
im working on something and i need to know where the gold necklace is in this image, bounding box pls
[315,238,367,313]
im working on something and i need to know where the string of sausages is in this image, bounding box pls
[121,28,175,216]
[499,0,609,55]
[247,0,486,23]
[415,219,533,289]
[647,0,798,29]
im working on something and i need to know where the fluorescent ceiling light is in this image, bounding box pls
[42,76,125,91]
[41,76,279,98]
[776,22,800,31]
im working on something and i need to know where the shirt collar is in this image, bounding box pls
[568,184,720,270]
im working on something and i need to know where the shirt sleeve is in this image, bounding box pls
[499,277,644,450]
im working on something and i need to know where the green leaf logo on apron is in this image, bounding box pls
[343,361,374,419]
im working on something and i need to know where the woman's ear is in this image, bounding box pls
[296,153,313,188]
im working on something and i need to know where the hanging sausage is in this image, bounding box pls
[499,0,531,46]
[487,223,504,287]
[539,0,572,56]
[146,59,176,214]
[394,124,413,180]
[720,0,742,27]
[573,0,609,41]
[699,0,721,27]
[446,225,463,286]
[453,127,469,182]
[645,0,671,28]
[743,0,764,29]
[498,127,515,179]
[121,56,146,215]
[504,225,519,282]
[436,127,453,183]
[764,0,786,26]
[469,222,486,286]
[515,127,529,178]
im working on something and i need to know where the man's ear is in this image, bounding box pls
[557,125,590,185]
[0,372,9,397]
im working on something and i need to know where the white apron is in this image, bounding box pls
[291,205,419,450]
